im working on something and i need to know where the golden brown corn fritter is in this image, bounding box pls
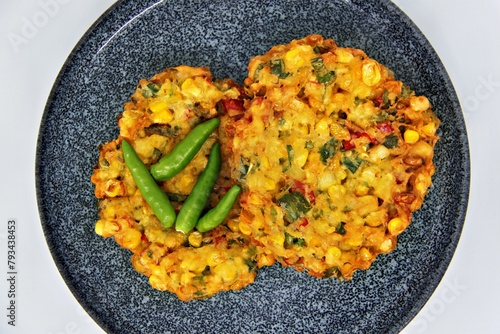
[91,35,439,301]
[231,34,439,280]
[91,66,260,301]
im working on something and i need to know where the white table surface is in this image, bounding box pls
[1,1,498,333]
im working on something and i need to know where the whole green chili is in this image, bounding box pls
[195,185,241,233]
[150,118,220,181]
[121,139,176,228]
[175,142,221,234]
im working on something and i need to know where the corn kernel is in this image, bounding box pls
[180,272,196,285]
[239,221,253,235]
[207,250,225,267]
[298,124,309,135]
[258,254,276,267]
[295,148,309,168]
[388,217,406,235]
[261,156,270,169]
[410,96,430,112]
[283,45,313,70]
[181,78,201,96]
[213,261,237,282]
[104,180,125,197]
[95,220,105,236]
[379,238,393,253]
[315,117,330,136]
[345,234,363,247]
[227,219,240,233]
[414,172,432,194]
[149,100,168,113]
[180,255,206,273]
[248,192,264,206]
[149,274,167,291]
[270,232,285,246]
[284,48,302,65]
[364,210,387,227]
[354,184,370,196]
[421,122,436,136]
[178,174,195,191]
[359,247,372,261]
[335,49,354,63]
[325,246,342,266]
[342,262,352,273]
[318,171,336,190]
[121,228,142,250]
[335,169,347,181]
[409,141,433,159]
[362,59,381,86]
[328,184,346,200]
[404,129,420,144]
[188,231,202,247]
[264,177,276,191]
[151,109,174,124]
[369,145,390,162]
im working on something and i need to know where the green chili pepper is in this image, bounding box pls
[175,142,221,234]
[121,139,176,228]
[150,118,220,181]
[196,185,241,233]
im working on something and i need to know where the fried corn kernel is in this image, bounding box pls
[325,246,342,266]
[362,59,382,86]
[421,122,437,136]
[188,231,203,248]
[410,95,430,112]
[404,129,420,144]
[388,217,406,236]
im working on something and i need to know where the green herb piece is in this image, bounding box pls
[277,191,312,223]
[323,266,343,279]
[254,63,266,81]
[401,85,413,98]
[382,89,390,108]
[270,59,289,79]
[336,222,346,235]
[141,82,161,98]
[383,134,399,149]
[354,96,365,106]
[284,232,306,249]
[342,156,363,173]
[311,57,336,85]
[283,144,294,172]
[305,140,314,149]
[319,138,337,164]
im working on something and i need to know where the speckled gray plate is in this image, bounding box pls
[36,0,469,333]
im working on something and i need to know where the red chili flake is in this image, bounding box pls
[342,139,356,150]
[358,132,377,144]
[377,121,394,133]
[343,130,377,149]
[298,217,309,229]
[214,236,227,247]
[221,99,245,113]
[291,180,316,205]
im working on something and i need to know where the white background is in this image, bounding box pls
[1,0,499,333]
